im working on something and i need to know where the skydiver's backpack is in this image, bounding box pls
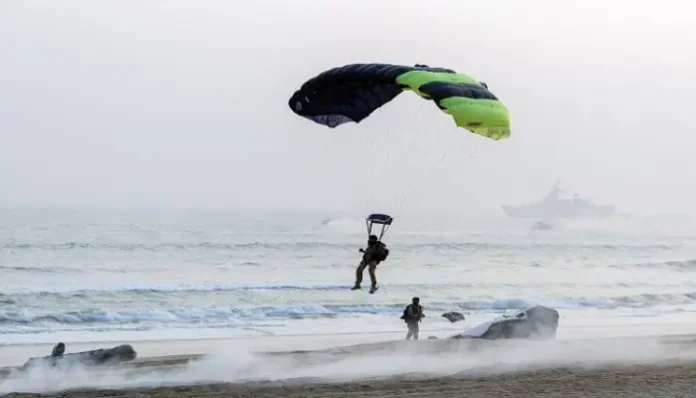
[374,242,389,262]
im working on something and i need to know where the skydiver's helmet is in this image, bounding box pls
[368,235,378,245]
[412,297,420,304]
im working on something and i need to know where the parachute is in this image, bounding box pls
[288,63,511,140]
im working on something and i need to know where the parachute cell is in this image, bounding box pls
[288,63,510,140]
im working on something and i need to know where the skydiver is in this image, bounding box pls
[351,234,389,293]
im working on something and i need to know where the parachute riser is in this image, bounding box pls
[366,221,391,241]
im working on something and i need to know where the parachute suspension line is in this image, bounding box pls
[394,150,448,212]
[383,101,431,217]
[391,141,433,213]
[356,97,421,218]
[400,134,473,211]
[388,101,463,217]
[355,124,400,215]
[323,131,362,213]
[370,123,397,211]
[287,62,512,218]
[392,136,464,216]
[381,123,406,215]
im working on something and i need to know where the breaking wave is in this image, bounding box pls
[2,291,696,335]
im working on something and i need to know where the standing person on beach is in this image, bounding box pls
[401,297,424,340]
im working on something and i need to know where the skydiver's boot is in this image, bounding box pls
[351,284,361,290]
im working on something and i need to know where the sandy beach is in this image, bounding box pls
[5,361,696,397]
[5,333,696,397]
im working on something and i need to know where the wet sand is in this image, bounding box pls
[5,361,696,397]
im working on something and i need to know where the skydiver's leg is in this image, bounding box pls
[352,260,367,289]
[368,261,377,288]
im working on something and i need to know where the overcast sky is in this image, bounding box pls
[1,0,695,217]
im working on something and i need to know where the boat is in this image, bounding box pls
[502,181,616,220]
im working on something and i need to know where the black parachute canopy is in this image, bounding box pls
[288,63,458,128]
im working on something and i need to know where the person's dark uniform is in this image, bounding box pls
[402,297,424,340]
[351,235,388,292]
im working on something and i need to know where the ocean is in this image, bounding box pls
[3,208,696,347]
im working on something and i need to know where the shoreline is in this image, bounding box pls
[6,318,696,348]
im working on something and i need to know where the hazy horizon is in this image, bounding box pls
[2,0,695,218]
